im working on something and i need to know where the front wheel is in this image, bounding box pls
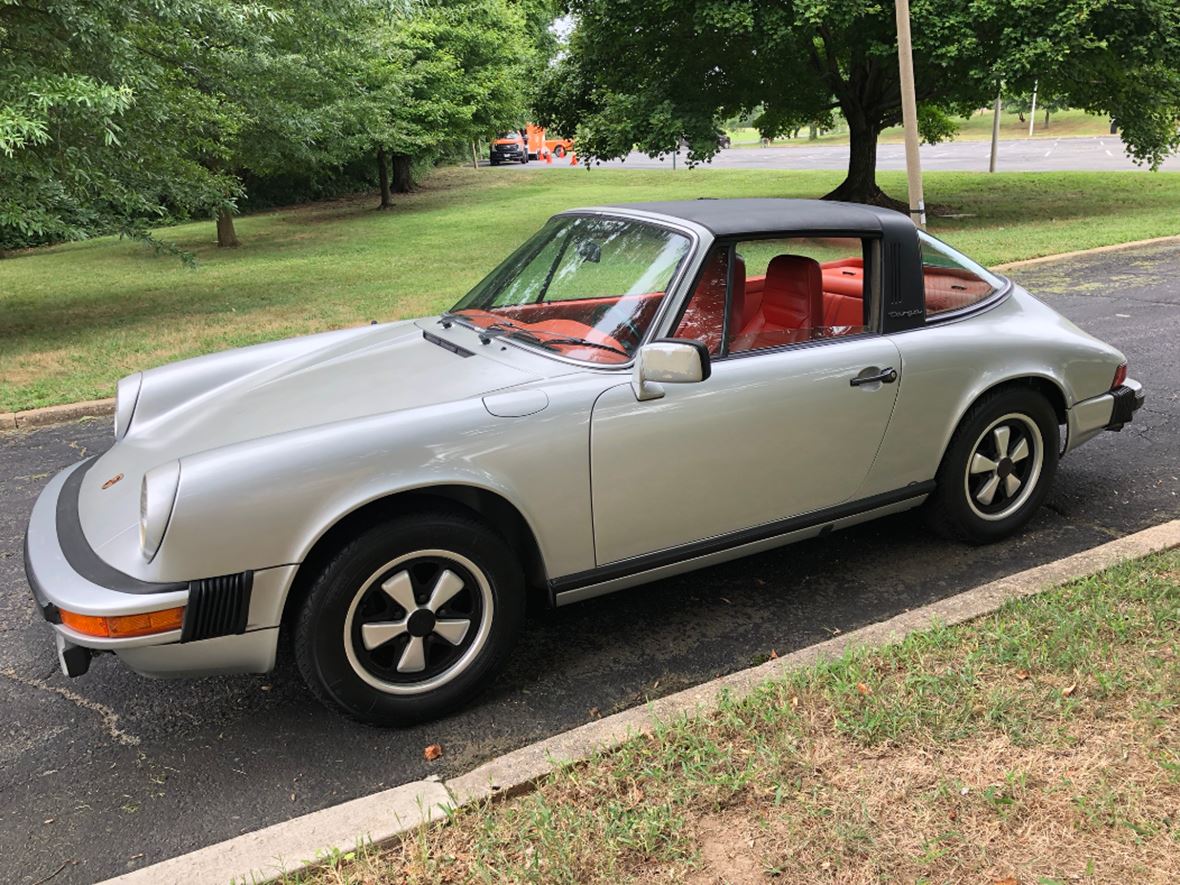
[926,387,1059,544]
[294,512,525,725]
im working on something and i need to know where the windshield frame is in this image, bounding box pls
[445,209,703,370]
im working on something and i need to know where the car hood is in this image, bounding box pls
[122,320,542,459]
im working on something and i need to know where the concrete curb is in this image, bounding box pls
[100,518,1180,885]
[0,397,114,432]
[994,234,1180,272]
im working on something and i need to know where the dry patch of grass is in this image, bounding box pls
[287,550,1180,885]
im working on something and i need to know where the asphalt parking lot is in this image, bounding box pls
[2,242,1177,883]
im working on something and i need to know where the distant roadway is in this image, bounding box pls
[509,135,1180,173]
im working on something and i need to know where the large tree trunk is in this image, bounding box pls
[377,147,393,209]
[391,154,413,194]
[216,207,239,248]
[822,115,906,211]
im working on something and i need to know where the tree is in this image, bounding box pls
[362,0,533,208]
[537,0,1180,207]
[0,1,233,249]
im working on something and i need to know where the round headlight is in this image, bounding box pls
[114,373,143,440]
[140,461,181,562]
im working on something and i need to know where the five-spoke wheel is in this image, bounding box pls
[963,414,1044,521]
[295,511,524,725]
[343,551,492,694]
[927,387,1059,543]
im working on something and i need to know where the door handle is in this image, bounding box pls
[850,367,898,387]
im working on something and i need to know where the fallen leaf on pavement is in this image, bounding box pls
[768,649,779,660]
[588,707,601,719]
[423,743,443,761]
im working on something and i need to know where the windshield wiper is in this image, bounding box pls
[528,335,630,358]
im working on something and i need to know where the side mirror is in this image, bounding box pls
[632,340,711,401]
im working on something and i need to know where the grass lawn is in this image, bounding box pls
[289,551,1180,884]
[2,167,1180,412]
[728,108,1114,148]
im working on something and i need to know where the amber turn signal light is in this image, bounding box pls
[59,606,185,639]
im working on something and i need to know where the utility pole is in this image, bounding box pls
[989,90,1002,172]
[894,0,925,228]
[1028,80,1038,138]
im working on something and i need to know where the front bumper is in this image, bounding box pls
[1065,378,1144,453]
[25,461,291,678]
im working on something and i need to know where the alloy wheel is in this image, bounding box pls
[342,549,494,695]
[963,412,1044,521]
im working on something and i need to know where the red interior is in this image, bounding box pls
[676,252,870,353]
[454,293,662,363]
[923,266,992,314]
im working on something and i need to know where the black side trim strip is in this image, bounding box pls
[549,481,937,596]
[57,458,187,595]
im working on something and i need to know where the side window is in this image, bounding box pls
[920,233,1002,317]
[728,236,869,354]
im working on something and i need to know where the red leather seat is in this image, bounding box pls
[732,254,822,350]
[674,251,746,355]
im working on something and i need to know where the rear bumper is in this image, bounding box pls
[1065,378,1144,453]
[25,461,291,677]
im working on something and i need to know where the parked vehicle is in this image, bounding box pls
[25,199,1143,725]
[489,130,528,165]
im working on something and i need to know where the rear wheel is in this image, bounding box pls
[294,512,525,725]
[926,387,1059,544]
[553,145,566,158]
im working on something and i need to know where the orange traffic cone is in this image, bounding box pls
[544,149,552,164]
[569,152,578,166]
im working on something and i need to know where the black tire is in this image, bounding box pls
[490,158,499,166]
[553,145,566,158]
[926,386,1059,544]
[294,511,525,726]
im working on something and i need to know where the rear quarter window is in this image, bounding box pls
[919,233,1003,318]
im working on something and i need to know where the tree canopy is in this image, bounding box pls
[536,0,1180,207]
[1,0,546,250]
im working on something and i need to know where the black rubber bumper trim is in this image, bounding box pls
[549,480,937,598]
[1106,384,1145,431]
[55,457,188,595]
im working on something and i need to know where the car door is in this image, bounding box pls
[589,236,903,566]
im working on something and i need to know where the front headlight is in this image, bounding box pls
[140,461,181,562]
[114,373,143,440]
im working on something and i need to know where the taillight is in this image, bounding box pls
[1112,362,1127,389]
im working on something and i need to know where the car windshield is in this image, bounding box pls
[449,215,692,364]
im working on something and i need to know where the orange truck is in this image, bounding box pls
[525,123,573,159]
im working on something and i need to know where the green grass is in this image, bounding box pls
[728,108,1115,147]
[2,166,1179,412]
[285,551,1180,884]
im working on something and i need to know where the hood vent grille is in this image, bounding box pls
[182,571,253,643]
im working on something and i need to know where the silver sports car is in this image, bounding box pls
[24,199,1144,724]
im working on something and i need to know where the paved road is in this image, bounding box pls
[508,136,1179,173]
[2,244,1178,883]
